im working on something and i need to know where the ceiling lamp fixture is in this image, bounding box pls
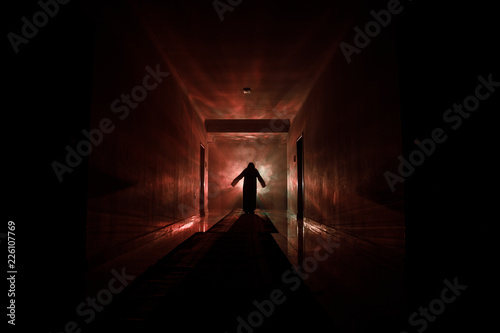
[243,87,251,94]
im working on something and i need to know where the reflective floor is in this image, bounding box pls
[84,209,405,333]
[85,210,230,297]
[85,210,333,333]
[267,210,405,332]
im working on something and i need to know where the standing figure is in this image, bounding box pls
[231,162,266,214]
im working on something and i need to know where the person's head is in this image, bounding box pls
[247,162,255,169]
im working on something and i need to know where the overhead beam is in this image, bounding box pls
[205,119,290,133]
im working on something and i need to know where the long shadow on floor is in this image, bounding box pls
[86,211,335,333]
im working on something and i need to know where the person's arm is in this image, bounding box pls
[257,172,266,188]
[231,171,244,187]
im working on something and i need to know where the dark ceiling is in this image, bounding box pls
[122,0,356,122]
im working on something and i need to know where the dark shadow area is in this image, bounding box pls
[4,1,94,331]
[84,211,333,333]
[228,212,279,234]
[87,167,137,198]
[397,1,498,331]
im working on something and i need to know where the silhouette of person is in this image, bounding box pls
[231,162,266,214]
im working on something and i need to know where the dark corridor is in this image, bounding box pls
[4,0,497,332]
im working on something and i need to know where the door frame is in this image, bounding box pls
[199,143,206,216]
[296,134,304,220]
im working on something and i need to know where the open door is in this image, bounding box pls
[200,143,205,216]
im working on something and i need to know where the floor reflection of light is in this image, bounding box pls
[177,221,194,231]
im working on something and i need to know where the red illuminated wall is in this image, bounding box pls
[207,135,287,212]
[86,4,207,268]
[287,25,404,246]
